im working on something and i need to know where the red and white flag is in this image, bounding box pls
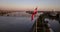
[31,7,38,21]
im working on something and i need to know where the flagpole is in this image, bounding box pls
[36,6,37,32]
[36,19,37,32]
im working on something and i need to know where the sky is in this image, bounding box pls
[0,0,60,11]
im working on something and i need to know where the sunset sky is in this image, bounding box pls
[0,0,60,11]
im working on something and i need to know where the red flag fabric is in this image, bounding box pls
[31,7,37,21]
[31,14,34,20]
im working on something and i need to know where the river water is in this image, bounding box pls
[0,12,38,32]
[0,12,60,32]
[0,16,37,32]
